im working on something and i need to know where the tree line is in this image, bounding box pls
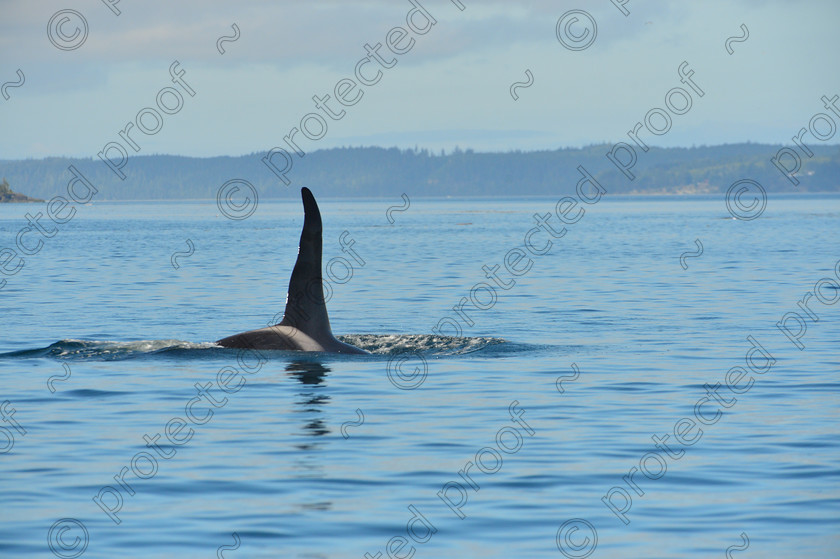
[0,143,837,201]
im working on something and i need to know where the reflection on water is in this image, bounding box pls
[287,360,331,440]
[286,360,332,504]
[286,360,331,387]
[286,361,330,442]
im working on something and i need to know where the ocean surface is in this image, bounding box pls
[1,193,838,558]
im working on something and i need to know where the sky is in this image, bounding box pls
[0,0,839,160]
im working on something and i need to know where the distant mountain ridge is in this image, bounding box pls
[0,143,837,201]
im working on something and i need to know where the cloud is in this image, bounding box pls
[1,0,838,158]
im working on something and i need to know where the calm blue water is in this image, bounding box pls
[1,194,839,558]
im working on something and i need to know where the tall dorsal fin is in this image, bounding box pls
[278,188,332,336]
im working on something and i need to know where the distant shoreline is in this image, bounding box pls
[1,143,837,200]
[0,179,44,203]
[0,196,45,203]
[5,191,836,204]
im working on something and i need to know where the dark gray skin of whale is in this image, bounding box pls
[216,188,368,354]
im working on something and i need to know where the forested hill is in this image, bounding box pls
[0,177,43,202]
[0,143,837,200]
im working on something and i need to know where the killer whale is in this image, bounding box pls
[216,187,368,354]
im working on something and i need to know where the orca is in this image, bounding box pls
[217,188,368,354]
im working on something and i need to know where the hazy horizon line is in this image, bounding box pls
[4,140,839,162]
